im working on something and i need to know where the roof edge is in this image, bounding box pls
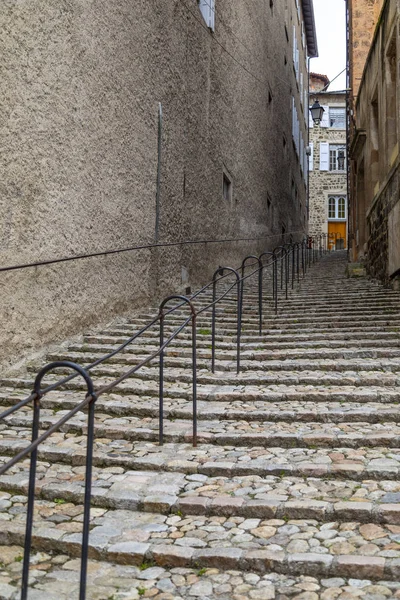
[301,0,318,58]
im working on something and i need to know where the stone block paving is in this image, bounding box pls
[2,251,400,597]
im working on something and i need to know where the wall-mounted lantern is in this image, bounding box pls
[309,100,325,125]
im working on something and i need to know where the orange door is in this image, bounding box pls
[328,222,347,249]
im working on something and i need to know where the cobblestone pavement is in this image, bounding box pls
[2,251,400,598]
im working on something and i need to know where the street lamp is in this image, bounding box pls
[309,100,325,125]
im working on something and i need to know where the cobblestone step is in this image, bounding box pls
[42,345,400,364]
[2,437,400,481]
[98,326,400,342]
[3,551,400,600]
[3,377,400,406]
[2,464,400,525]
[3,389,400,422]
[68,334,400,354]
[126,312,400,329]
[1,498,400,582]
[6,411,400,448]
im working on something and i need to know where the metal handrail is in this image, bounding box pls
[0,232,330,599]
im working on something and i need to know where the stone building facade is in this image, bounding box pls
[0,0,317,366]
[347,0,384,139]
[308,76,347,248]
[349,0,400,285]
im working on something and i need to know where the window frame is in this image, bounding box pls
[328,195,347,221]
[329,144,347,172]
[329,107,346,129]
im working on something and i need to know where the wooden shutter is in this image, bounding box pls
[319,142,329,170]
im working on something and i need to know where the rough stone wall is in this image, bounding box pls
[350,0,400,283]
[0,0,311,367]
[348,0,385,139]
[348,0,384,100]
[367,163,400,283]
[308,93,347,238]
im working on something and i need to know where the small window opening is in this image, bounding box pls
[223,172,232,202]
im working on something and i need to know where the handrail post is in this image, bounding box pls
[236,276,242,374]
[20,394,40,600]
[212,267,241,374]
[258,265,263,335]
[285,248,289,299]
[211,275,217,373]
[79,392,97,600]
[159,312,164,445]
[291,245,295,289]
[158,295,197,446]
[241,255,263,337]
[29,361,96,600]
[191,313,197,447]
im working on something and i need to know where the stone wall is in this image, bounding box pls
[367,161,400,283]
[350,0,400,283]
[308,92,347,238]
[0,0,313,367]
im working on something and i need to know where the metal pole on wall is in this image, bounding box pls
[155,103,162,243]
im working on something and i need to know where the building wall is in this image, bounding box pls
[350,0,400,283]
[0,0,314,367]
[308,90,347,240]
[348,0,384,102]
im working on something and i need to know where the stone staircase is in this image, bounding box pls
[2,250,400,599]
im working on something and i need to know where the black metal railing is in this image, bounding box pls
[0,232,333,599]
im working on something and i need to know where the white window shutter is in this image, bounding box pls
[208,0,215,30]
[320,105,330,128]
[300,72,303,104]
[308,110,314,128]
[293,26,297,63]
[292,98,296,140]
[300,141,303,172]
[309,142,314,171]
[320,142,329,170]
[199,0,215,30]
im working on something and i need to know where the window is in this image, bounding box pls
[198,0,215,31]
[222,172,232,202]
[266,194,272,215]
[293,26,299,80]
[329,107,346,129]
[329,145,346,171]
[328,196,347,220]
